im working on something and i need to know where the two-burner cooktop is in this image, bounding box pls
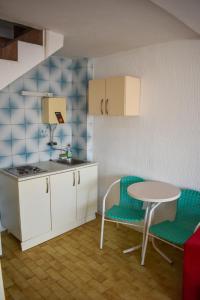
[4,165,47,177]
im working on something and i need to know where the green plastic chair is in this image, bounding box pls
[100,176,145,250]
[149,189,200,263]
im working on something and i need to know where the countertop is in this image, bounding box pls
[0,160,98,181]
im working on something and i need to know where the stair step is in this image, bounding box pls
[18,29,43,46]
[0,19,43,61]
[0,40,18,61]
[0,37,12,48]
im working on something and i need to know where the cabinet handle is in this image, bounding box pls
[46,178,49,193]
[105,99,109,115]
[100,99,104,114]
[73,172,75,186]
[78,171,80,185]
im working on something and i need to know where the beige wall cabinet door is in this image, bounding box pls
[88,76,140,116]
[105,77,125,116]
[88,79,106,115]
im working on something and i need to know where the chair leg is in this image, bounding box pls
[152,237,173,264]
[123,244,142,254]
[100,214,105,249]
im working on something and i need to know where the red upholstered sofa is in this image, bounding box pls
[183,228,200,300]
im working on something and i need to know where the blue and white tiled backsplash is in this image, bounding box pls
[0,56,94,168]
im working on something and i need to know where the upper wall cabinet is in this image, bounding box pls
[88,76,140,116]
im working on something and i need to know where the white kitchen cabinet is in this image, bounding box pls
[50,171,77,232]
[18,176,51,241]
[0,163,98,251]
[51,165,98,230]
[76,166,98,223]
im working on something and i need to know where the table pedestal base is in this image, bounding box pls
[123,244,142,254]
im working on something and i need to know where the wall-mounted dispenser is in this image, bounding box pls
[42,97,67,124]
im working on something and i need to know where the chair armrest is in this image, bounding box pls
[102,179,120,216]
[194,222,200,232]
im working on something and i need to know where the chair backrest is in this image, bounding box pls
[120,176,144,210]
[175,189,200,227]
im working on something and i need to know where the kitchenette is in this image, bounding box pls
[0,160,98,251]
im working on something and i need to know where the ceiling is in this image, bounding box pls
[151,0,200,35]
[0,0,199,57]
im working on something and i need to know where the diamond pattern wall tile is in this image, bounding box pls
[53,136,62,148]
[12,154,26,166]
[76,148,87,160]
[0,140,12,156]
[39,137,50,152]
[11,109,25,125]
[72,68,88,84]
[39,150,51,162]
[12,139,26,155]
[38,124,49,139]
[61,135,72,148]
[50,56,62,69]
[10,93,24,108]
[25,124,39,139]
[0,125,12,141]
[8,77,23,93]
[0,109,11,124]
[25,68,38,80]
[72,110,87,124]
[49,81,61,95]
[25,109,39,124]
[87,149,93,161]
[37,65,50,81]
[49,66,62,82]
[37,80,49,93]
[0,93,10,108]
[60,57,72,70]
[0,155,12,168]
[26,138,39,153]
[0,56,91,165]
[12,125,26,140]
[23,78,37,92]
[72,135,87,150]
[26,152,39,164]
[50,149,61,160]
[24,96,40,109]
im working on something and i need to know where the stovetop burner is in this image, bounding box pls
[4,165,47,177]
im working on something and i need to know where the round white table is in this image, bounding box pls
[127,181,181,265]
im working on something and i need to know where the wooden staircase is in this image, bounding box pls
[0,20,43,61]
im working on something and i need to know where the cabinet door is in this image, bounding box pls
[50,171,76,232]
[106,77,125,116]
[88,79,106,115]
[18,177,51,241]
[77,166,98,222]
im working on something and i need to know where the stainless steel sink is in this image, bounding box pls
[55,159,86,166]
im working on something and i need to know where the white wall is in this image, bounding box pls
[93,40,200,222]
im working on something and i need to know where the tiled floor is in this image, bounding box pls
[1,217,182,299]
